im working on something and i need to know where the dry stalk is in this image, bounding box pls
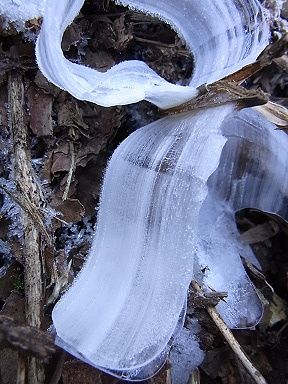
[62,141,76,201]
[16,355,26,384]
[191,281,268,384]
[0,315,57,359]
[8,71,47,384]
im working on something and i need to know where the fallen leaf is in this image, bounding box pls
[27,85,53,136]
[83,49,115,72]
[34,70,60,97]
[57,100,89,133]
[240,220,280,244]
[62,360,119,384]
[260,292,288,328]
[51,198,85,223]
[51,142,71,175]
[253,101,288,129]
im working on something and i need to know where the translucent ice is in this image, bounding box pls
[199,109,288,328]
[53,106,230,379]
[53,104,288,379]
[170,320,204,384]
[38,0,279,380]
[35,0,270,108]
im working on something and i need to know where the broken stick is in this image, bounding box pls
[8,71,47,384]
[191,281,268,384]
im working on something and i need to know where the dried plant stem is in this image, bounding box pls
[47,350,66,384]
[62,141,76,201]
[16,355,26,384]
[8,71,46,384]
[191,281,268,384]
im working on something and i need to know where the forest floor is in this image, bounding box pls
[0,1,288,383]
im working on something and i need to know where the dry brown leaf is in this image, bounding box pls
[51,142,71,174]
[27,85,53,136]
[34,70,60,97]
[113,14,133,51]
[165,81,268,116]
[240,220,280,244]
[260,292,288,328]
[57,100,89,133]
[253,101,288,129]
[83,49,115,72]
[51,198,85,223]
[90,14,132,52]
[62,22,85,52]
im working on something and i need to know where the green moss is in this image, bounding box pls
[12,275,24,294]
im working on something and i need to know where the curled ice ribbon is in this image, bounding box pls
[37,0,288,380]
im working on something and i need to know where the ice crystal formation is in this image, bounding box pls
[0,0,46,28]
[1,0,288,381]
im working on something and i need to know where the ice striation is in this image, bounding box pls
[40,0,283,380]
[199,109,288,329]
[53,105,288,379]
[35,0,270,109]
[53,105,230,379]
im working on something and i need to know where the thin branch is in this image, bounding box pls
[0,315,58,359]
[16,355,26,384]
[164,80,268,115]
[62,141,76,201]
[8,71,47,384]
[191,281,268,384]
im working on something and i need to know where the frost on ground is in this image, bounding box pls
[0,0,46,29]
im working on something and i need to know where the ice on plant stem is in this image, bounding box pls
[199,109,288,328]
[53,105,231,379]
[39,0,279,380]
[53,106,288,380]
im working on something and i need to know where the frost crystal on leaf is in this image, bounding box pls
[0,0,46,29]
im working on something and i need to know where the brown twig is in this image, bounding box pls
[62,141,76,201]
[0,315,58,359]
[16,355,26,384]
[191,281,268,384]
[8,71,47,384]
[164,81,268,116]
[133,35,189,56]
[48,350,66,384]
[0,184,51,243]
